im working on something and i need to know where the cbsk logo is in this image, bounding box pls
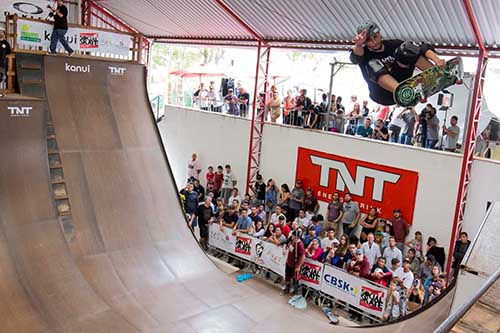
[323,274,354,294]
[65,63,91,73]
[109,66,126,76]
[310,155,400,202]
[8,106,32,117]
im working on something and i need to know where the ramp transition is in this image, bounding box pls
[0,54,456,332]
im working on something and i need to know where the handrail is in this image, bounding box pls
[433,266,500,333]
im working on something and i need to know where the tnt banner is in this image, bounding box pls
[321,265,387,318]
[295,147,419,224]
[16,18,132,57]
[299,258,323,289]
[253,239,287,276]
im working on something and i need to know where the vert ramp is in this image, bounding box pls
[0,54,455,332]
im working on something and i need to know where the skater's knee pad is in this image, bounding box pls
[394,42,420,66]
[367,59,389,83]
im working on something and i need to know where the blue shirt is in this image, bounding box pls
[236,216,252,231]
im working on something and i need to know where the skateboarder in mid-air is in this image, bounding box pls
[350,21,446,106]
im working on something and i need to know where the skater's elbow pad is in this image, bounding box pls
[350,51,362,64]
[419,43,435,56]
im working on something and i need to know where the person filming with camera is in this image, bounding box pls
[48,0,74,56]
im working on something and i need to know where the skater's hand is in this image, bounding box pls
[435,58,446,68]
[354,30,367,47]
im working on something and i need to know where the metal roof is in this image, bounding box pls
[96,0,500,53]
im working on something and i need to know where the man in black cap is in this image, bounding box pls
[350,21,445,105]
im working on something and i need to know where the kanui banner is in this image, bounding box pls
[296,147,419,224]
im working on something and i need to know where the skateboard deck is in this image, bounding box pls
[322,307,339,325]
[394,57,464,107]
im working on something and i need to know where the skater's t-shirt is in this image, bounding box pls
[286,240,305,267]
[353,39,415,105]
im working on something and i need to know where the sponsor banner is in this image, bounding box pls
[208,223,234,254]
[253,239,287,277]
[296,147,419,224]
[299,257,323,289]
[2,1,60,19]
[8,106,32,117]
[16,18,131,57]
[234,235,253,259]
[321,264,387,318]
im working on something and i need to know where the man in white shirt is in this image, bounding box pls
[269,205,284,225]
[187,153,202,182]
[442,115,460,152]
[321,229,339,253]
[394,258,414,316]
[221,164,237,205]
[361,233,381,266]
[383,236,403,267]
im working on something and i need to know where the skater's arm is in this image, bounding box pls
[350,30,367,63]
[424,49,445,68]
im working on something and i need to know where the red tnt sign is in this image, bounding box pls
[295,147,418,224]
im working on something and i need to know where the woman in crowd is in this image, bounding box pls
[380,222,392,252]
[263,223,275,239]
[253,220,265,238]
[333,234,349,267]
[305,238,323,261]
[265,179,279,222]
[346,103,362,135]
[359,207,379,243]
[406,278,425,312]
[423,265,441,303]
[278,183,292,222]
[268,91,281,123]
[282,89,295,125]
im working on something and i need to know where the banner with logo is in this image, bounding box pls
[16,18,132,57]
[1,1,78,21]
[295,147,419,224]
[208,223,235,254]
[298,257,323,289]
[321,264,387,318]
[253,238,287,277]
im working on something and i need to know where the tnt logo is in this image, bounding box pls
[310,155,400,202]
[8,106,32,117]
[295,147,419,224]
[109,66,126,76]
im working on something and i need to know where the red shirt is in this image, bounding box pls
[389,217,409,243]
[213,173,223,191]
[275,223,291,238]
[206,171,215,185]
[287,240,305,267]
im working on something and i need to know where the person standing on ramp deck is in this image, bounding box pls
[48,0,75,56]
[350,21,445,106]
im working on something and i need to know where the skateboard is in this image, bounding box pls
[322,307,339,325]
[394,57,464,107]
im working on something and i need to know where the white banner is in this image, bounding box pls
[16,18,132,57]
[208,223,235,254]
[1,1,77,21]
[253,238,287,277]
[298,257,323,289]
[321,264,387,318]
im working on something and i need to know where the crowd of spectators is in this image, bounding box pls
[192,83,462,152]
[179,155,471,323]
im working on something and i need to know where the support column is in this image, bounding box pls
[446,0,489,278]
[245,42,270,195]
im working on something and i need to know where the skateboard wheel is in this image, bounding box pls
[420,97,427,103]
[455,79,463,85]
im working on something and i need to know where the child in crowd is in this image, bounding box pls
[206,166,215,185]
[383,280,400,321]
[380,223,392,252]
[375,219,386,246]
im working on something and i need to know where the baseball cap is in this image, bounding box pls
[374,268,384,274]
[355,249,363,255]
[403,257,410,263]
[426,254,436,262]
[394,208,401,213]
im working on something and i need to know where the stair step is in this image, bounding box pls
[21,63,42,70]
[51,179,65,184]
[21,79,43,85]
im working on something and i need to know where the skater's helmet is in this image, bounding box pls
[357,21,380,38]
